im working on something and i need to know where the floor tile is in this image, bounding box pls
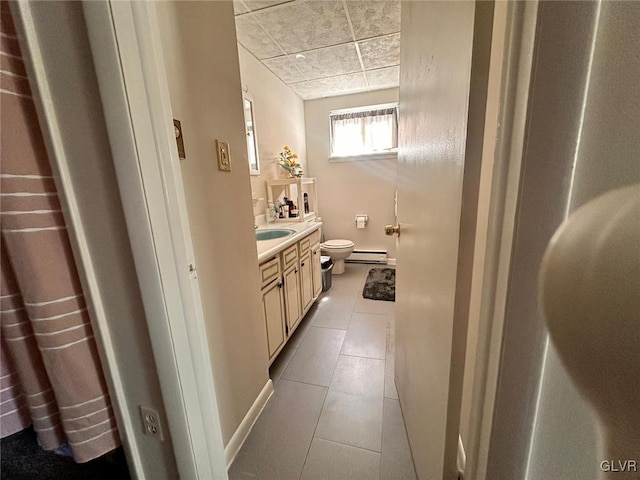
[341,313,388,359]
[312,306,352,330]
[288,309,316,348]
[232,264,414,479]
[282,327,346,386]
[269,343,297,386]
[315,390,384,452]
[301,437,381,480]
[354,297,396,315]
[315,293,357,312]
[330,355,385,399]
[229,380,327,480]
[381,399,417,480]
[384,354,399,400]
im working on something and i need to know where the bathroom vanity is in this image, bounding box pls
[256,222,322,363]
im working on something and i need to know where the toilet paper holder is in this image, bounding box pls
[355,215,368,228]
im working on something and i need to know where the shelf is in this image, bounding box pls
[266,177,316,186]
[266,178,318,223]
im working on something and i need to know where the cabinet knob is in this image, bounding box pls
[295,269,298,273]
[301,262,305,266]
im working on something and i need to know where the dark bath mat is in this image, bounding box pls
[362,268,396,302]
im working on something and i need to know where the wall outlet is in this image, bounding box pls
[140,405,164,441]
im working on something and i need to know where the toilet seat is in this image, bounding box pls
[322,239,355,249]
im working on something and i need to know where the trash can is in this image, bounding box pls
[321,256,333,292]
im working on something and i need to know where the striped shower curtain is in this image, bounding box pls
[1,3,120,462]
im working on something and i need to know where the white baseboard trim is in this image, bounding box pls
[224,379,274,469]
[387,258,397,266]
[457,435,467,475]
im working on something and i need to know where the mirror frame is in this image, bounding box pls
[243,92,260,176]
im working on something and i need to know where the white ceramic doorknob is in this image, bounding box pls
[539,184,640,478]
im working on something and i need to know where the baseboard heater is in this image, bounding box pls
[346,249,388,264]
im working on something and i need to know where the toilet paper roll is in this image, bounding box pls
[356,215,367,229]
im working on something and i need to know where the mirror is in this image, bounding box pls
[243,92,260,176]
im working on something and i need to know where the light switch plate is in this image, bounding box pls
[216,139,231,172]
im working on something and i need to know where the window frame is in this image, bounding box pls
[328,102,399,162]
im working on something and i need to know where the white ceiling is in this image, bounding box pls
[234,0,401,100]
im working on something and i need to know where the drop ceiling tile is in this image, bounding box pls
[292,43,361,81]
[243,0,292,12]
[234,1,250,15]
[366,66,399,90]
[263,56,306,83]
[253,1,352,54]
[358,34,400,70]
[289,72,368,100]
[345,1,401,40]
[235,15,283,60]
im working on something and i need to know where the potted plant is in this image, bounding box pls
[279,145,303,177]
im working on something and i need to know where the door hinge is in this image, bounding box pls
[188,263,197,279]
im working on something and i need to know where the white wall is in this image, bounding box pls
[155,1,270,446]
[237,45,307,219]
[304,89,398,257]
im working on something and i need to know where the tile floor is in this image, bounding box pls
[229,264,416,480]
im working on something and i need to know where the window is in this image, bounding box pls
[329,103,398,158]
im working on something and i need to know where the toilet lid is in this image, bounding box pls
[322,239,354,248]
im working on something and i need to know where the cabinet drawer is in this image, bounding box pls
[259,256,280,288]
[282,244,299,269]
[299,229,321,255]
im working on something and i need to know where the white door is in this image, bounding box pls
[394,2,476,479]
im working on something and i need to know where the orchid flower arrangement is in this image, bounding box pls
[279,145,303,177]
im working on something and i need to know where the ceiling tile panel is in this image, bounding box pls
[293,43,361,81]
[345,1,400,40]
[234,1,250,15]
[365,66,399,90]
[263,56,306,83]
[252,1,352,54]
[358,33,400,70]
[289,72,368,100]
[235,15,283,60]
[242,0,293,12]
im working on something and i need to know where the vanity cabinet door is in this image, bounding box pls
[300,252,313,312]
[262,279,286,359]
[311,244,322,298]
[283,264,301,333]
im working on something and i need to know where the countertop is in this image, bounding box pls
[256,221,322,263]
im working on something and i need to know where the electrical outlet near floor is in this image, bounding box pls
[140,405,164,441]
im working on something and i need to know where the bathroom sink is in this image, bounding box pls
[255,229,295,241]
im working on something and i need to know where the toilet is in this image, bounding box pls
[320,239,355,275]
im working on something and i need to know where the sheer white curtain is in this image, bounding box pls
[331,107,397,156]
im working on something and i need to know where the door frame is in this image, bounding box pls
[82,1,228,477]
[463,1,540,479]
[11,1,228,478]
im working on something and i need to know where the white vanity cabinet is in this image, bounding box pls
[258,228,322,363]
[259,256,286,358]
[282,244,302,333]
